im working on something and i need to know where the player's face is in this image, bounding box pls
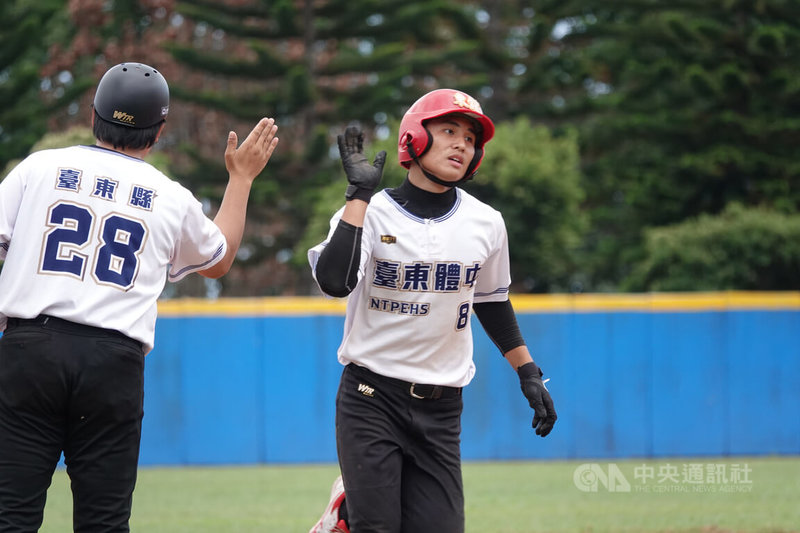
[418,115,478,184]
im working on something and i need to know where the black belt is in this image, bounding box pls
[348,363,461,400]
[5,315,142,352]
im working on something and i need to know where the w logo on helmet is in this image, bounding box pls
[112,110,135,124]
[453,92,482,114]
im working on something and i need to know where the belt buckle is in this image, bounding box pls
[409,384,426,399]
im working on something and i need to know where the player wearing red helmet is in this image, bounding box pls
[308,89,556,533]
[398,88,495,186]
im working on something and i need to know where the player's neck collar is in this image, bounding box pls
[388,177,457,219]
[92,142,148,160]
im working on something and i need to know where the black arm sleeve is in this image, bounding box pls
[315,220,362,298]
[473,300,526,355]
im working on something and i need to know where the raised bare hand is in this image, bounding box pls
[224,117,279,184]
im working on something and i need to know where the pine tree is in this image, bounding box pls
[0,0,82,172]
[522,0,800,290]
[163,0,494,294]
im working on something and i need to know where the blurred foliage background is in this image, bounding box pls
[1,0,798,296]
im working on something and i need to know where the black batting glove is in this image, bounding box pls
[338,126,386,202]
[518,361,557,437]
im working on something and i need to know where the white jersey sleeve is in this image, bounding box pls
[167,191,227,282]
[472,211,511,304]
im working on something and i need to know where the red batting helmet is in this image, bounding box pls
[398,89,495,180]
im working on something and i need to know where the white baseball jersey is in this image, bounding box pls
[0,145,227,353]
[309,188,511,387]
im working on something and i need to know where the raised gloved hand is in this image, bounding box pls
[518,361,557,437]
[337,125,386,202]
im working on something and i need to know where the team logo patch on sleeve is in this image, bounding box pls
[380,235,396,244]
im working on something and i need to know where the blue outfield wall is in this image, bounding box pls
[139,293,800,465]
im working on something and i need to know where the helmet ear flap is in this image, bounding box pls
[399,129,434,168]
[409,127,434,158]
[419,126,434,157]
[400,131,413,150]
[464,146,483,180]
[399,132,413,168]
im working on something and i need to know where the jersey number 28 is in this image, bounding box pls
[39,202,147,291]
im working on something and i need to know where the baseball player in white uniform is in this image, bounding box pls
[0,62,278,532]
[308,89,557,533]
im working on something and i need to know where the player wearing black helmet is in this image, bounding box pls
[93,62,170,128]
[0,62,279,531]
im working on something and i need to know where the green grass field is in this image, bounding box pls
[39,457,799,532]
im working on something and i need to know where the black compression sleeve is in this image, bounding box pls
[473,300,526,354]
[315,220,362,297]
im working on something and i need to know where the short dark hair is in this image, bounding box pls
[93,110,163,150]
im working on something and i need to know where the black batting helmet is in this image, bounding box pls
[93,63,169,128]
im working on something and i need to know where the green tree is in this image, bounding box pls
[168,0,489,128]
[0,0,89,172]
[164,0,496,294]
[626,204,800,291]
[522,1,800,290]
[466,118,585,292]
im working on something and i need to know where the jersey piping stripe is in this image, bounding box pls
[80,144,150,163]
[0,242,7,252]
[475,287,509,298]
[168,242,225,281]
[155,291,800,317]
[382,189,462,223]
[434,189,462,222]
